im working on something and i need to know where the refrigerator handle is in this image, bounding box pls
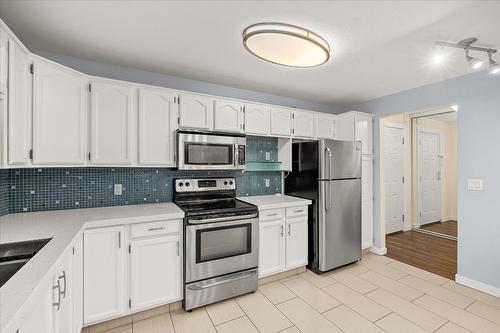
[325,147,332,209]
[325,147,332,180]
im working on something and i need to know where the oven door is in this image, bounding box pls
[178,132,245,170]
[185,214,259,283]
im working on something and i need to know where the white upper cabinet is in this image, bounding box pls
[32,59,87,165]
[335,112,355,141]
[178,93,213,130]
[292,110,315,138]
[84,226,126,325]
[138,87,178,166]
[8,39,32,165]
[245,103,270,135]
[355,113,373,154]
[90,80,135,165]
[316,113,336,139]
[213,98,244,133]
[0,26,8,94]
[270,107,292,137]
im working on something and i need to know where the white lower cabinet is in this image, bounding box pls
[53,245,74,333]
[18,278,54,333]
[258,206,308,278]
[83,226,126,325]
[130,233,182,312]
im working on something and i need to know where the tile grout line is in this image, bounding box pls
[255,286,300,333]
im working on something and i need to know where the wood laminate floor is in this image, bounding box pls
[419,220,457,237]
[386,230,457,280]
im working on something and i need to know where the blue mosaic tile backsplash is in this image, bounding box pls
[0,136,282,215]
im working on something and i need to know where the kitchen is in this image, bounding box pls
[1,2,500,333]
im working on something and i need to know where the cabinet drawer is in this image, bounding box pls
[259,208,284,222]
[130,220,180,239]
[286,206,308,218]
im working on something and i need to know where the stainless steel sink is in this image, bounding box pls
[0,238,52,288]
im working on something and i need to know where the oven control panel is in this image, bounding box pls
[175,178,236,192]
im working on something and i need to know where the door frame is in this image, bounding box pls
[382,122,407,235]
[416,127,443,228]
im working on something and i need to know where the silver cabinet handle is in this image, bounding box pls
[294,210,304,213]
[280,225,284,237]
[288,224,291,236]
[267,213,279,217]
[59,270,67,298]
[148,227,165,231]
[118,231,121,249]
[52,278,61,311]
[177,241,180,256]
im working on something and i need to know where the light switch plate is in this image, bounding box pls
[264,179,270,187]
[265,152,270,161]
[114,184,123,195]
[467,179,483,191]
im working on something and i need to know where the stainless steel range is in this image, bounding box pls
[174,178,259,310]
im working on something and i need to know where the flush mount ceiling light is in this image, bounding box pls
[434,37,498,74]
[242,23,330,67]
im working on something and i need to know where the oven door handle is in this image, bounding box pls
[188,212,258,224]
[187,270,257,291]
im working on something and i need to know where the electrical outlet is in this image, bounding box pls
[264,179,270,187]
[265,152,270,161]
[467,179,483,191]
[114,184,123,195]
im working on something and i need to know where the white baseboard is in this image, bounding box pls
[403,225,412,231]
[442,216,457,221]
[362,243,372,250]
[370,246,387,255]
[455,274,500,297]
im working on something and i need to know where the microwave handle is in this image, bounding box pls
[234,144,238,166]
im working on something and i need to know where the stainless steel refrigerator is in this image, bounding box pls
[285,140,362,273]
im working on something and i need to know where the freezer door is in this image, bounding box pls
[319,140,361,180]
[318,179,361,271]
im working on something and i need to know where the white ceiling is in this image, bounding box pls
[1,1,499,105]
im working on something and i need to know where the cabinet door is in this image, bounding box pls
[0,27,8,94]
[361,155,373,249]
[214,99,244,133]
[258,219,285,277]
[245,103,270,135]
[53,246,74,333]
[293,110,315,138]
[72,235,84,333]
[90,80,134,165]
[33,60,87,165]
[84,226,126,324]
[355,113,373,154]
[18,278,54,333]
[316,113,336,139]
[285,217,308,269]
[138,88,177,166]
[8,39,31,165]
[178,93,213,130]
[270,107,291,137]
[335,113,355,141]
[130,234,181,311]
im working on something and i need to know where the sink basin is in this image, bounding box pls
[0,238,52,288]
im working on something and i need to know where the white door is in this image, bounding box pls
[138,87,177,166]
[258,220,285,277]
[384,126,405,234]
[53,247,74,333]
[8,39,32,165]
[130,235,181,311]
[316,113,336,139]
[0,27,8,93]
[418,130,442,225]
[362,155,373,248]
[245,103,270,135]
[84,226,126,324]
[270,108,291,136]
[90,80,134,165]
[33,60,87,165]
[213,99,244,133]
[178,93,213,130]
[355,114,373,154]
[285,217,308,269]
[293,110,315,138]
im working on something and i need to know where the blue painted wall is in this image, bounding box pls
[347,70,500,289]
[35,50,342,114]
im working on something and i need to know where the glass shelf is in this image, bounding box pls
[245,161,282,172]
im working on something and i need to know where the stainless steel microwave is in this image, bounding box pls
[177,131,246,170]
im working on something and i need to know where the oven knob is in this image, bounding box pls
[178,182,184,187]
[229,181,234,185]
[185,182,190,187]
[224,181,228,185]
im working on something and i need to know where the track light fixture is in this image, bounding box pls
[435,37,499,74]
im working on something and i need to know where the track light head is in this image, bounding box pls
[465,48,483,70]
[488,52,500,75]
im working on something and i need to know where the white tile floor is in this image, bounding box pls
[106,254,500,333]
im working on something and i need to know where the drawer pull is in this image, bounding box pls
[267,213,279,216]
[294,210,304,213]
[148,227,166,231]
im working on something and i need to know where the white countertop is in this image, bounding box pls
[0,203,183,331]
[239,194,312,210]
